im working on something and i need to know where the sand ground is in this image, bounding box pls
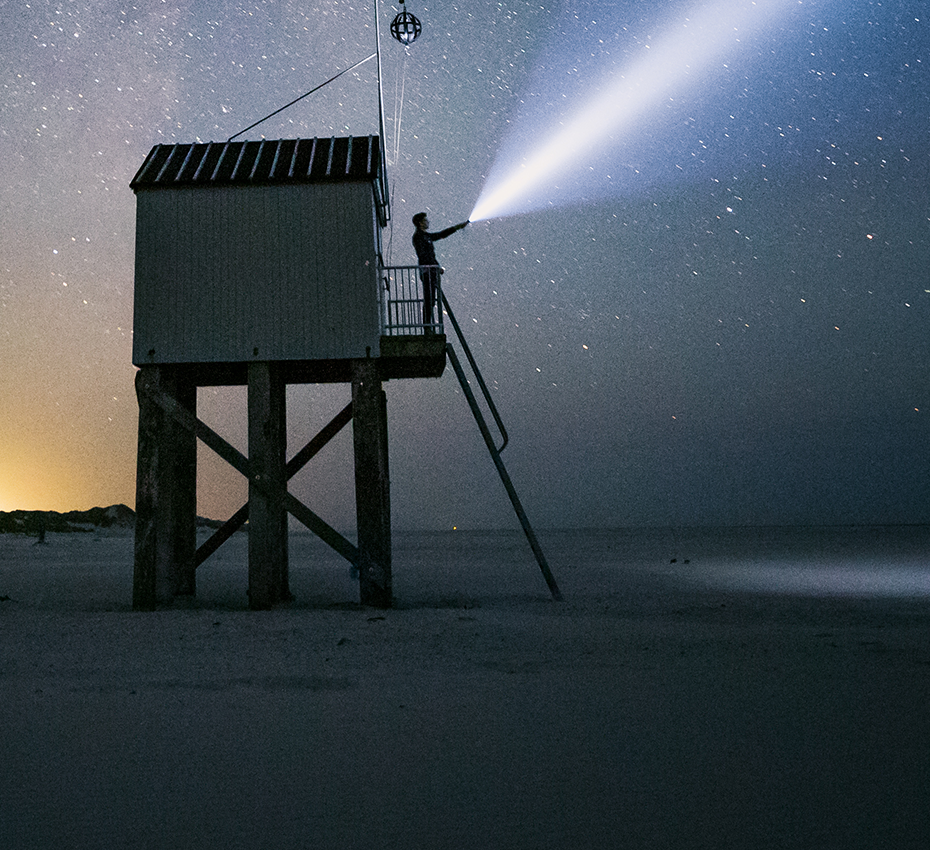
[2,528,929,849]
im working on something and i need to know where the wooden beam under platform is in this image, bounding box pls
[170,336,446,387]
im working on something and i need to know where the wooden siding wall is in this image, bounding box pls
[133,183,380,365]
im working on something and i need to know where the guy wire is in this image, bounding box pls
[227,53,377,142]
[385,46,410,265]
[393,46,409,167]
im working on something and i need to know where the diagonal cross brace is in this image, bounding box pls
[193,402,355,567]
[137,376,359,567]
[286,402,354,479]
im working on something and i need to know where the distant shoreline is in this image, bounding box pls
[3,506,930,536]
[0,505,225,535]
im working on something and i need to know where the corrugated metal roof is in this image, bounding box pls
[130,136,383,190]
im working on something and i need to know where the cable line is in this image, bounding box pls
[227,53,377,142]
[393,46,409,168]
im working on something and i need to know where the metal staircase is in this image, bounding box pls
[441,291,562,601]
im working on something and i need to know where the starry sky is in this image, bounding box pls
[2,0,929,529]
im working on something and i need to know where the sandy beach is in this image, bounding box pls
[2,526,929,849]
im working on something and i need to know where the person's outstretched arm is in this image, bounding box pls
[431,221,469,240]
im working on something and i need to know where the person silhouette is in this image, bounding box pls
[411,212,468,332]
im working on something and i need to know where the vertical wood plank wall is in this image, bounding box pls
[133,183,380,365]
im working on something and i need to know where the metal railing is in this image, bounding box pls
[379,265,444,336]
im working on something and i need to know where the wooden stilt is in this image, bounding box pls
[133,366,198,608]
[163,369,197,597]
[247,361,288,609]
[352,359,392,608]
[134,359,399,609]
[133,367,161,610]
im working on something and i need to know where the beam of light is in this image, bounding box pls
[688,561,930,600]
[469,0,796,223]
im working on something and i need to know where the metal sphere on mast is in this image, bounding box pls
[390,0,421,45]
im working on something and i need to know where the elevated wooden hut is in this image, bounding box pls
[130,135,443,609]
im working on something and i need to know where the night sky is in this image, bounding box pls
[2,1,929,529]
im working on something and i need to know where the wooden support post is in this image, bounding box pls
[352,359,392,608]
[133,367,161,610]
[247,361,288,609]
[164,369,197,597]
[133,366,198,609]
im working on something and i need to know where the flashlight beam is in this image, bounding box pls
[469,0,795,222]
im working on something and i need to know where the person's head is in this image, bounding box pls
[413,212,429,231]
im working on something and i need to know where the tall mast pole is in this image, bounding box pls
[374,0,390,223]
